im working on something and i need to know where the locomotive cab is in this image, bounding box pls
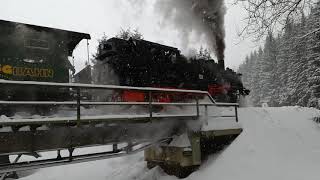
[0,19,91,102]
[0,19,91,83]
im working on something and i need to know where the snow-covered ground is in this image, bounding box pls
[16,107,320,180]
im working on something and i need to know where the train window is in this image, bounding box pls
[24,39,49,50]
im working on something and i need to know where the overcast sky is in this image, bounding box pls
[0,0,255,72]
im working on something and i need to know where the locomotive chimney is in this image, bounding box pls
[216,37,225,70]
[218,59,225,70]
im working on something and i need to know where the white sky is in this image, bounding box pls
[0,0,255,72]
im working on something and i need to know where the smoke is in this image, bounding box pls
[119,0,147,17]
[153,0,226,62]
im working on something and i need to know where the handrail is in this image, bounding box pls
[0,101,238,106]
[0,80,239,123]
[0,80,208,94]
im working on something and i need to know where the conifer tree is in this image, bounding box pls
[238,1,320,107]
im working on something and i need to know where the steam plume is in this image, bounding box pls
[154,0,226,67]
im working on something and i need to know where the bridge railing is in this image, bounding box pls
[0,80,239,124]
[0,80,240,175]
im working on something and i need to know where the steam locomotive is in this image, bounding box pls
[0,19,248,109]
[94,38,249,103]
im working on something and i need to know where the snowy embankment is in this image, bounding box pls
[19,107,320,180]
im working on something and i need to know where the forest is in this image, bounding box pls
[238,1,320,107]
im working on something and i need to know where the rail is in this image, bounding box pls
[0,79,240,123]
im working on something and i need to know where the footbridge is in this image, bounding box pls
[0,80,240,178]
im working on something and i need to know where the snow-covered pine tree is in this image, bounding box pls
[305,2,320,108]
[116,28,143,40]
[274,20,295,106]
[289,14,309,106]
[260,33,278,106]
[197,47,212,60]
[251,48,264,105]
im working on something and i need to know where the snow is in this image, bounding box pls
[0,115,10,121]
[201,106,240,131]
[0,126,13,132]
[168,133,191,147]
[187,107,320,180]
[10,107,320,180]
[201,117,240,131]
[36,125,49,131]
[18,126,30,131]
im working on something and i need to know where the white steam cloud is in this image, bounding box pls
[154,0,226,65]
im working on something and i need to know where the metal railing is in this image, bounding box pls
[0,79,240,124]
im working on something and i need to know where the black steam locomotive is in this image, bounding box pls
[0,19,248,107]
[95,38,249,103]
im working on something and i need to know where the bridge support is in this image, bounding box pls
[144,127,242,178]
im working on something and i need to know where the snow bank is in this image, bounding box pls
[187,107,320,180]
[17,106,320,180]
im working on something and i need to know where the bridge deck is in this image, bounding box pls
[0,113,198,155]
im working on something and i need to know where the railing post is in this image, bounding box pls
[68,148,74,161]
[126,142,133,153]
[205,105,208,125]
[196,96,200,118]
[113,144,118,152]
[235,105,239,122]
[149,91,152,118]
[77,88,81,126]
